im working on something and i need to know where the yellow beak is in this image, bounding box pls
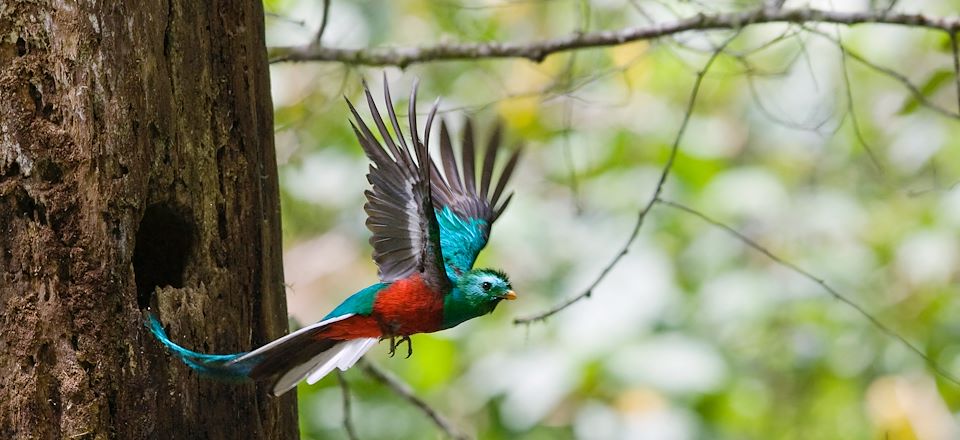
[502,290,517,300]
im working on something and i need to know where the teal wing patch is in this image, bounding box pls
[436,206,488,280]
[323,283,388,320]
[429,119,521,282]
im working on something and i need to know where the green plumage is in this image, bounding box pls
[441,269,513,329]
[323,283,386,319]
[435,206,488,280]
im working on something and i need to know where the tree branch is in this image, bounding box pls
[336,371,359,440]
[655,198,960,387]
[835,29,887,177]
[804,26,960,120]
[269,8,960,66]
[513,35,734,325]
[358,359,469,440]
[951,31,960,114]
[315,0,331,45]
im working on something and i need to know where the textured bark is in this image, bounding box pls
[0,1,297,438]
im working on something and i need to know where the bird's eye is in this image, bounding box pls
[481,281,492,291]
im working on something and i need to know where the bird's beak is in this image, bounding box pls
[501,290,517,300]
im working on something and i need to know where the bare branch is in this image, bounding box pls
[265,11,307,28]
[432,0,553,11]
[514,35,735,325]
[315,0,331,45]
[951,31,960,114]
[270,8,960,66]
[766,0,787,9]
[358,359,469,440]
[336,371,359,440]
[882,0,902,13]
[805,26,960,120]
[835,29,887,176]
[655,198,960,387]
[743,68,837,132]
[560,0,590,214]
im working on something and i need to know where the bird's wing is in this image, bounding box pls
[429,118,521,279]
[349,78,451,292]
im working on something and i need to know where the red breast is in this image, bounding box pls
[317,274,445,341]
[372,274,445,336]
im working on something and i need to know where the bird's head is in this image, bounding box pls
[458,268,516,303]
[442,268,516,328]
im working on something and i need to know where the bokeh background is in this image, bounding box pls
[263,0,960,438]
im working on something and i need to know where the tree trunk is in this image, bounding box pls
[0,1,297,438]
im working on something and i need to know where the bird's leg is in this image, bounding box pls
[382,322,407,358]
[397,335,412,358]
[387,335,398,358]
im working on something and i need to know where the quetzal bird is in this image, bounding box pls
[148,78,521,396]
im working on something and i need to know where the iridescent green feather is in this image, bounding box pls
[435,206,489,280]
[323,283,387,319]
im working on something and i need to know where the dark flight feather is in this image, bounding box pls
[349,77,451,292]
[429,116,522,274]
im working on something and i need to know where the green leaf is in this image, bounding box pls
[898,69,954,114]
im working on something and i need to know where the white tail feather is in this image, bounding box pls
[306,337,377,385]
[272,337,377,395]
[272,346,343,395]
[229,313,355,366]
[339,338,377,370]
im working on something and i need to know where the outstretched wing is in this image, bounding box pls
[429,118,521,280]
[348,78,450,292]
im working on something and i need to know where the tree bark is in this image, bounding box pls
[0,1,297,438]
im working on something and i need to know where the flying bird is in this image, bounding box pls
[147,78,522,396]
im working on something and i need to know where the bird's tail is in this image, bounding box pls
[145,313,253,380]
[146,313,377,395]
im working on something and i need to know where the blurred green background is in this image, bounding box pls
[263,0,960,438]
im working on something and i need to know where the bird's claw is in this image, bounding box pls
[387,335,413,358]
[400,335,412,358]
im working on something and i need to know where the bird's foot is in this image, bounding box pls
[399,335,412,358]
[387,335,413,358]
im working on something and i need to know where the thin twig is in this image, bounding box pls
[337,371,359,440]
[835,28,886,176]
[358,359,469,440]
[883,0,901,13]
[560,0,589,214]
[315,0,332,45]
[265,11,307,28]
[513,35,736,325]
[655,198,960,387]
[951,31,960,114]
[269,8,960,65]
[430,51,647,117]
[560,108,583,214]
[805,26,960,120]
[744,71,836,132]
[432,0,551,11]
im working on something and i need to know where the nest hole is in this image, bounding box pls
[133,204,194,309]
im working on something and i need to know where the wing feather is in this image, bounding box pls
[429,117,522,277]
[479,122,501,198]
[461,119,477,193]
[491,147,521,221]
[350,77,450,291]
[439,123,463,192]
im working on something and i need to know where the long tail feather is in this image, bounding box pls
[146,313,251,380]
[146,313,375,396]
